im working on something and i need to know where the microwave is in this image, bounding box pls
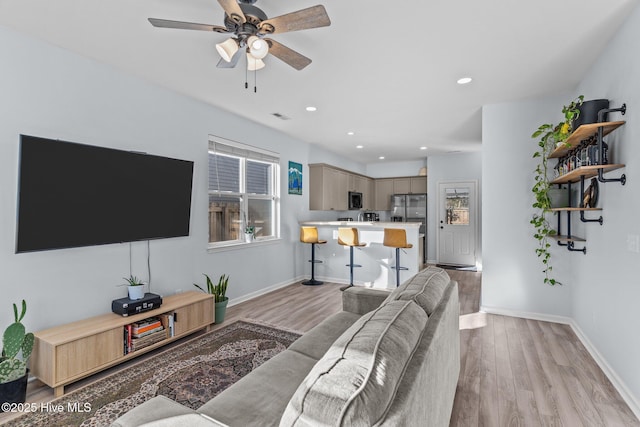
[348,191,363,210]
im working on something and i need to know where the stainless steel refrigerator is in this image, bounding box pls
[391,194,427,263]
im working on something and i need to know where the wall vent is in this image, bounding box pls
[271,112,291,120]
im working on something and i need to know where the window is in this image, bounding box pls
[208,136,279,246]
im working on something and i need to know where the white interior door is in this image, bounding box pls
[437,181,477,266]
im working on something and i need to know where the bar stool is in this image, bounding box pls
[300,227,327,286]
[338,227,366,290]
[383,228,413,287]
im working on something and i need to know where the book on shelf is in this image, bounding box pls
[130,328,168,352]
[123,316,169,354]
[123,324,133,355]
[131,317,162,335]
[132,325,164,338]
[159,313,175,338]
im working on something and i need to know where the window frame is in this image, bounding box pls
[208,136,280,249]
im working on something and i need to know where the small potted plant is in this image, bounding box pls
[123,275,146,300]
[244,225,255,243]
[194,274,229,324]
[0,300,34,409]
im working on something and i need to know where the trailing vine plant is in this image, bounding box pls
[530,95,583,285]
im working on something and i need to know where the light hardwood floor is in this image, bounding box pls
[2,271,638,426]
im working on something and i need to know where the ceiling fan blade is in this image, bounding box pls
[258,5,330,35]
[265,39,312,70]
[148,18,228,33]
[217,0,246,24]
[217,49,243,68]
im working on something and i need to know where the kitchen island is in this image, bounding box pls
[299,221,422,289]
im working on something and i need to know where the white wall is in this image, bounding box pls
[482,2,640,412]
[426,152,482,265]
[482,96,573,317]
[366,159,427,178]
[571,3,640,409]
[0,25,364,332]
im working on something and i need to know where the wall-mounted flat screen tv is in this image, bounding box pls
[16,135,194,253]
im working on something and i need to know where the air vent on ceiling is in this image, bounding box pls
[272,113,291,120]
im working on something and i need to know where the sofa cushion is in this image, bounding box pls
[109,395,197,427]
[139,413,228,427]
[198,349,318,427]
[279,299,428,427]
[288,311,361,360]
[383,266,450,315]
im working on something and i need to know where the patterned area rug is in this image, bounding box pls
[3,320,301,427]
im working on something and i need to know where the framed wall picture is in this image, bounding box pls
[288,161,303,195]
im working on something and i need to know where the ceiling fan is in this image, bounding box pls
[148,0,331,71]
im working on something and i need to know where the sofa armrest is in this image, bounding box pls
[110,396,198,427]
[342,287,391,315]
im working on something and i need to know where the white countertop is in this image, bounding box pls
[300,221,420,228]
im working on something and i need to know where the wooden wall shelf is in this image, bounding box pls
[551,235,586,243]
[551,164,624,184]
[549,121,625,159]
[548,104,627,255]
[549,207,603,212]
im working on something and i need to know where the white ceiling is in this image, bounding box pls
[0,0,637,163]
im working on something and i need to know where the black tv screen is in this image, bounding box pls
[16,135,194,253]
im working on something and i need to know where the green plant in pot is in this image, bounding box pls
[1,300,34,408]
[244,226,255,243]
[123,275,146,300]
[530,95,583,285]
[194,274,229,324]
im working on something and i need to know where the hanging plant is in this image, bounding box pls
[530,95,583,285]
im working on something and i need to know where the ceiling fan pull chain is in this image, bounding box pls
[245,58,249,89]
[254,68,257,93]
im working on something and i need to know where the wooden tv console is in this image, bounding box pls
[30,291,214,397]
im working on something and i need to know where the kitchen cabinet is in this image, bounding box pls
[309,164,348,210]
[310,163,427,211]
[410,176,427,193]
[393,178,410,194]
[392,177,427,195]
[374,179,394,210]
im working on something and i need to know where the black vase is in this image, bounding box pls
[573,99,610,130]
[0,370,29,410]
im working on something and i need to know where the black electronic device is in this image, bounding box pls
[112,293,163,317]
[348,191,362,210]
[16,135,194,253]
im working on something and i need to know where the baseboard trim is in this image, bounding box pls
[568,319,640,420]
[481,305,640,420]
[227,276,305,307]
[480,305,572,325]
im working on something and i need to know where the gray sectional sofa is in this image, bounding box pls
[112,266,460,427]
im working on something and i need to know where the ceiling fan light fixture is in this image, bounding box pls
[216,38,239,62]
[247,36,269,60]
[246,53,265,71]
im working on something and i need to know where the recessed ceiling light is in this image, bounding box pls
[347,131,355,136]
[305,106,317,112]
[379,156,385,160]
[457,77,472,85]
[356,145,364,149]
[420,146,427,150]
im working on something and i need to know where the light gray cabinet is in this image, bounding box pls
[374,179,394,211]
[410,176,427,194]
[310,163,427,211]
[309,164,348,210]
